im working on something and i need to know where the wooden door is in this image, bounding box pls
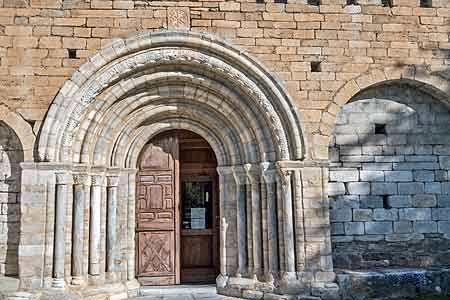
[136,130,219,285]
[178,131,219,283]
[136,132,180,285]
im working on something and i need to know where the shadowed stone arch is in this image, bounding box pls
[313,66,450,159]
[321,66,450,138]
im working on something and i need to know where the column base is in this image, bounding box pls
[51,278,66,289]
[106,271,118,282]
[216,274,229,288]
[88,274,104,286]
[279,272,306,294]
[71,276,85,286]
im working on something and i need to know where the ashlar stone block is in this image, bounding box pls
[398,182,424,195]
[347,182,370,195]
[365,222,393,234]
[399,208,432,221]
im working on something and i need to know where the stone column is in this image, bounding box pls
[106,175,119,279]
[71,174,89,285]
[277,166,296,277]
[126,171,138,281]
[216,167,232,288]
[260,163,278,284]
[89,175,105,276]
[53,173,72,289]
[232,167,247,277]
[244,164,262,279]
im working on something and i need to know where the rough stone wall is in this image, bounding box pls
[0,121,22,277]
[0,0,449,160]
[329,83,450,269]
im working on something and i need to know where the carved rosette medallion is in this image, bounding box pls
[167,7,190,29]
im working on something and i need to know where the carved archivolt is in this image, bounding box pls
[38,30,305,165]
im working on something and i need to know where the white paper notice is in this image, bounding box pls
[191,208,206,229]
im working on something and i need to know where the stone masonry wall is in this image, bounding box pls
[0,0,450,287]
[0,0,449,161]
[0,121,22,276]
[329,83,450,269]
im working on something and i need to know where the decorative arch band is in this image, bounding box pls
[37,30,305,167]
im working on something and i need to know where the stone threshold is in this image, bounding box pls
[337,267,450,300]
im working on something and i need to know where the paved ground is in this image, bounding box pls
[130,285,450,300]
[131,285,240,300]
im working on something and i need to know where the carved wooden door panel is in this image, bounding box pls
[136,132,179,285]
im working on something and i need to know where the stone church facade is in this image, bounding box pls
[0,0,450,299]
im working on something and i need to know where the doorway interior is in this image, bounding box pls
[135,130,219,285]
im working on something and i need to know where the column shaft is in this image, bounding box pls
[89,175,104,276]
[127,174,135,281]
[266,180,278,277]
[245,177,253,276]
[236,182,247,275]
[251,178,262,277]
[53,173,71,288]
[106,176,119,275]
[279,169,296,273]
[72,175,88,285]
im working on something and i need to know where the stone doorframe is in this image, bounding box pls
[19,30,337,298]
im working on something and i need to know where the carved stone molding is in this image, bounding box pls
[55,173,73,185]
[107,176,119,187]
[60,48,289,162]
[91,175,106,186]
[73,174,90,185]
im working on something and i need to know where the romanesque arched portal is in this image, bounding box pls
[21,30,337,299]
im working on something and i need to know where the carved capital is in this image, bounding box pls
[277,164,294,186]
[107,176,119,187]
[260,162,277,183]
[91,175,106,186]
[231,166,247,185]
[243,163,260,184]
[216,166,234,176]
[276,163,293,187]
[73,174,90,185]
[55,173,72,185]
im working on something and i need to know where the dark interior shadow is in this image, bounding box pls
[0,121,23,278]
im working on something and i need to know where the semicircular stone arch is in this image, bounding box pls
[26,30,338,299]
[328,80,450,273]
[319,66,450,147]
[37,30,305,166]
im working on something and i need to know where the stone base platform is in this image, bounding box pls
[0,280,140,300]
[337,267,450,300]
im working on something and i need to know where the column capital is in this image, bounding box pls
[243,163,261,183]
[276,163,293,187]
[260,162,277,183]
[55,173,73,185]
[91,174,106,186]
[216,166,234,176]
[231,166,247,185]
[107,176,119,187]
[73,174,91,185]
